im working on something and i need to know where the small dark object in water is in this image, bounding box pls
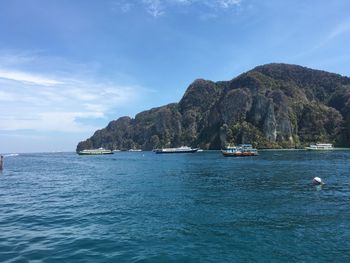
[0,155,3,171]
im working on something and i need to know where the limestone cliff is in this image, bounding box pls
[77,63,350,151]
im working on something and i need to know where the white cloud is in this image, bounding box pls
[295,19,350,58]
[0,90,19,101]
[216,0,241,9]
[0,54,142,133]
[119,0,244,18]
[0,76,138,132]
[0,112,101,132]
[326,20,350,41]
[143,0,165,17]
[0,69,63,86]
[170,0,193,4]
[170,0,242,7]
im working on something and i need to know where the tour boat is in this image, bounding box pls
[78,148,113,155]
[305,143,333,151]
[154,146,198,154]
[221,144,258,157]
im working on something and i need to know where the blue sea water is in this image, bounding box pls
[0,150,349,262]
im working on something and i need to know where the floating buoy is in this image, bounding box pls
[313,177,324,185]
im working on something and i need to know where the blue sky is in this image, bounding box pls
[1,0,350,152]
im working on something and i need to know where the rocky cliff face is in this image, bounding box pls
[77,63,350,151]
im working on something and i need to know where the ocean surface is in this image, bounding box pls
[0,150,350,262]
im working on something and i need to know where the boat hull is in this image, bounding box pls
[305,147,333,151]
[154,149,198,154]
[78,150,113,155]
[305,143,334,151]
[221,150,258,157]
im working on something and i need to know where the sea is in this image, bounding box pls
[0,150,349,262]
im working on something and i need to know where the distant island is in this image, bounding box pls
[76,63,350,152]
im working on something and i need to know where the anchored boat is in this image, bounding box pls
[78,148,113,155]
[305,143,333,151]
[154,146,198,154]
[221,144,258,157]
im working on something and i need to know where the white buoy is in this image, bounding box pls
[313,177,324,185]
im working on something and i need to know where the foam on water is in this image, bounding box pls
[3,153,19,157]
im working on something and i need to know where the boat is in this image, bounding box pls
[221,144,258,157]
[78,148,113,155]
[154,146,198,154]
[128,149,142,152]
[305,143,334,151]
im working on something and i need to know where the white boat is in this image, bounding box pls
[221,144,258,157]
[128,149,142,152]
[305,143,334,151]
[78,148,113,155]
[154,146,198,154]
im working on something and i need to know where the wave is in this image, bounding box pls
[4,153,19,157]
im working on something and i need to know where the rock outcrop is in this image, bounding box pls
[77,63,350,151]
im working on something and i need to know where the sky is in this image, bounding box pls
[1,0,350,153]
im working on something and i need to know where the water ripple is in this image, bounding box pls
[0,151,350,262]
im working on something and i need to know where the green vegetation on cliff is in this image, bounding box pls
[77,63,350,151]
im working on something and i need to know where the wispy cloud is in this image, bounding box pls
[171,0,242,8]
[113,0,243,18]
[0,69,63,86]
[0,112,101,132]
[292,19,350,61]
[0,51,37,66]
[143,0,165,17]
[216,0,241,9]
[0,53,142,133]
[326,19,350,42]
